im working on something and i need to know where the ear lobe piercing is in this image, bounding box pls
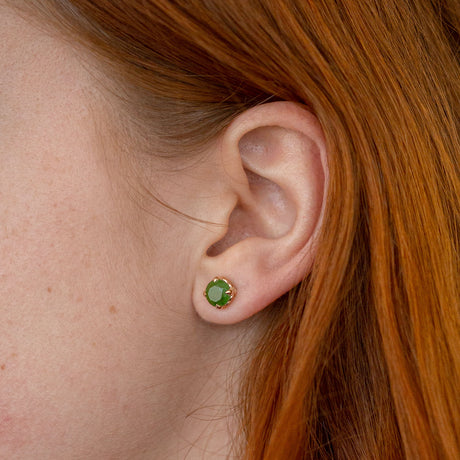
[204,277,237,308]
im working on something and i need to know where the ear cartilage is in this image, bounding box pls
[203,277,237,309]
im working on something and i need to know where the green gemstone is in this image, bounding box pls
[205,278,232,307]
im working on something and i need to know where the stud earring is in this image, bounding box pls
[204,277,237,309]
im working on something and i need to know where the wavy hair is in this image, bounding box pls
[20,1,460,458]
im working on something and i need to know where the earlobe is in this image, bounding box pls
[193,102,328,325]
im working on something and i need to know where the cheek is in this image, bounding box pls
[0,131,112,315]
[0,133,158,455]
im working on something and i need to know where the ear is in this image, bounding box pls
[192,102,328,325]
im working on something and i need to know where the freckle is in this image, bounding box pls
[11,353,17,358]
[76,296,83,303]
[109,305,117,314]
[1,365,5,370]
[47,287,52,293]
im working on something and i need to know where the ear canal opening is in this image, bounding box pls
[206,201,254,257]
[206,167,295,257]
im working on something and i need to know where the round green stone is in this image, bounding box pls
[205,278,232,308]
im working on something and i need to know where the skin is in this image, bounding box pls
[0,3,326,459]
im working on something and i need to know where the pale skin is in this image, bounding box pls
[0,3,327,459]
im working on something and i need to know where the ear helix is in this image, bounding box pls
[203,277,237,309]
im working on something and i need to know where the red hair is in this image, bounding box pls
[20,1,460,458]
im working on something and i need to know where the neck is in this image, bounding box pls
[145,318,255,459]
